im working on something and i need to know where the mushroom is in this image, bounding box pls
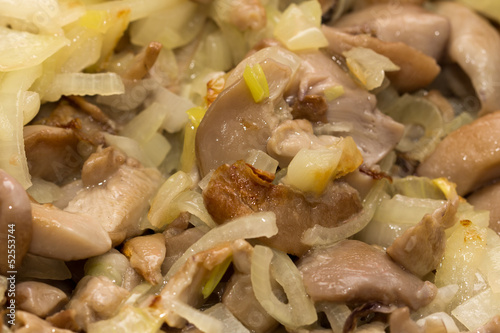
[122,233,166,285]
[64,147,163,245]
[65,276,130,331]
[203,160,362,256]
[152,240,253,328]
[467,182,500,235]
[322,26,441,92]
[17,281,68,318]
[195,58,292,176]
[23,125,82,184]
[287,51,404,166]
[121,41,162,81]
[162,227,205,274]
[14,310,75,333]
[387,197,458,277]
[388,307,421,333]
[266,119,341,167]
[417,110,500,196]
[0,169,32,274]
[433,1,500,115]
[297,240,438,310]
[333,4,450,60]
[29,203,112,261]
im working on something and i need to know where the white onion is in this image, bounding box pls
[251,245,317,329]
[140,132,171,167]
[174,190,218,229]
[120,102,168,144]
[244,149,279,175]
[165,212,277,280]
[43,72,124,102]
[0,26,68,72]
[162,299,224,333]
[27,177,62,204]
[151,86,193,133]
[316,302,351,333]
[148,171,194,229]
[87,304,163,333]
[103,133,155,167]
[451,288,500,331]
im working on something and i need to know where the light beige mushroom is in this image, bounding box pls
[322,26,441,92]
[0,169,32,274]
[64,148,163,245]
[122,233,166,285]
[17,281,68,318]
[417,110,500,196]
[121,41,163,81]
[14,310,75,333]
[434,1,500,115]
[29,203,112,261]
[65,276,130,331]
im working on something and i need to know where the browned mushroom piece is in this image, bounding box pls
[467,182,500,235]
[67,95,116,131]
[322,26,441,92]
[434,1,500,115]
[122,233,166,285]
[287,51,404,166]
[387,197,458,277]
[29,203,112,261]
[0,170,32,274]
[417,110,500,196]
[24,125,82,184]
[16,281,68,318]
[195,59,292,176]
[203,160,362,256]
[297,240,437,310]
[64,148,163,245]
[333,4,450,60]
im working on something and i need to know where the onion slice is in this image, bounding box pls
[251,245,317,329]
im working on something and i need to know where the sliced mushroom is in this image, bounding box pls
[203,160,362,256]
[152,240,253,328]
[122,233,166,285]
[45,309,80,332]
[417,110,500,196]
[467,182,500,235]
[29,203,112,261]
[64,151,163,245]
[65,276,130,331]
[81,146,126,187]
[162,227,205,274]
[297,240,437,310]
[121,41,162,81]
[17,281,68,318]
[333,4,450,60]
[195,58,292,176]
[0,169,32,274]
[433,1,500,115]
[225,0,267,31]
[14,310,75,333]
[67,95,116,131]
[287,51,404,166]
[24,125,82,184]
[322,26,440,92]
[222,273,279,333]
[387,197,458,277]
[267,119,341,167]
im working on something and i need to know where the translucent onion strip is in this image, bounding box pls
[162,299,224,333]
[301,179,389,247]
[0,26,69,72]
[251,245,317,329]
[44,72,125,102]
[204,303,250,333]
[165,212,277,280]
